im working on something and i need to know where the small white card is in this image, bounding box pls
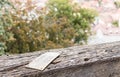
[26,52,60,70]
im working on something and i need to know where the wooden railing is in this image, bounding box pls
[1,41,120,77]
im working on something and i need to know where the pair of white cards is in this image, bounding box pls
[26,52,61,70]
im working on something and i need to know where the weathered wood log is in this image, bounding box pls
[1,42,120,77]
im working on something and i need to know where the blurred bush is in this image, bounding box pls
[112,20,119,27]
[0,0,14,55]
[45,0,97,44]
[114,1,120,8]
[5,0,97,54]
[6,0,47,53]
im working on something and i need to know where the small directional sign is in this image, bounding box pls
[26,52,61,70]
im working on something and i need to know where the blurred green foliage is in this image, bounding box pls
[3,0,97,54]
[114,1,120,8]
[112,20,119,27]
[46,0,97,44]
[0,0,14,55]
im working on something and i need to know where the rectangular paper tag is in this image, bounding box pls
[26,52,60,70]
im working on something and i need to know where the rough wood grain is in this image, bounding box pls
[0,42,120,77]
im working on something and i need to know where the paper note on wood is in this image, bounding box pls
[26,52,60,70]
